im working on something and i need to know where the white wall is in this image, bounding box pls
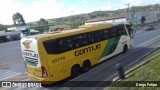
[85,18,127,25]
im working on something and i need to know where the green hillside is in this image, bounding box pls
[45,4,160,29]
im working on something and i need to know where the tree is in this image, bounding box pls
[68,20,84,29]
[37,18,48,25]
[37,18,49,33]
[12,12,26,26]
[0,24,7,31]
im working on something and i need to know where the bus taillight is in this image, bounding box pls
[41,66,48,78]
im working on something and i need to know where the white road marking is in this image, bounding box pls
[124,50,153,69]
[136,35,160,47]
[21,78,30,81]
[0,71,22,81]
[135,30,143,34]
[0,71,17,77]
[157,44,160,48]
[112,77,118,82]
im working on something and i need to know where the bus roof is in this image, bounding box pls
[26,23,127,40]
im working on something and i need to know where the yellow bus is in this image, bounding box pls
[20,23,134,83]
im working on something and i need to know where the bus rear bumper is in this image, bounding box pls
[27,72,45,81]
[27,72,53,84]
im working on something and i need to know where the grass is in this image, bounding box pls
[105,48,160,90]
[143,48,160,61]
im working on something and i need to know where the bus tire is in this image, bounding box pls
[82,60,91,73]
[71,64,81,78]
[123,45,128,53]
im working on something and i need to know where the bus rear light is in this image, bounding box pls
[41,66,48,78]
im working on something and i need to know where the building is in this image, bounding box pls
[85,16,127,25]
[7,25,30,32]
[127,10,160,25]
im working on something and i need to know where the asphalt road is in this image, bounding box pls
[1,24,160,90]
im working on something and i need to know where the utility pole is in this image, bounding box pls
[125,3,130,13]
[125,3,131,22]
[131,6,135,19]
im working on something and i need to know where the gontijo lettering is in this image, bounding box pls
[23,52,38,58]
[75,44,101,56]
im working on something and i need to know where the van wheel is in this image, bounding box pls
[123,45,128,53]
[71,65,81,78]
[82,60,91,73]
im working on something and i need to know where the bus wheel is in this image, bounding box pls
[123,45,128,53]
[82,60,91,73]
[71,64,81,78]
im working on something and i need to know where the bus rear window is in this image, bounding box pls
[43,40,61,54]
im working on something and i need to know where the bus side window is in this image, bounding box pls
[109,29,113,38]
[117,27,122,35]
[93,31,100,42]
[104,29,109,39]
[86,33,91,44]
[113,28,118,37]
[116,27,121,36]
[110,28,116,38]
[59,39,68,52]
[88,32,95,44]
[67,38,74,50]
[116,26,121,36]
[99,30,105,41]
[79,34,88,46]
[115,28,119,37]
[83,34,88,45]
[59,38,73,52]
[73,35,80,48]
[66,38,74,51]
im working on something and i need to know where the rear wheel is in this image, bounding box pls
[122,45,128,53]
[71,65,81,78]
[82,60,91,73]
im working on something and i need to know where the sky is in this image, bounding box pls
[0,0,160,25]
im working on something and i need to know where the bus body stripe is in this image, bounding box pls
[100,36,121,58]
